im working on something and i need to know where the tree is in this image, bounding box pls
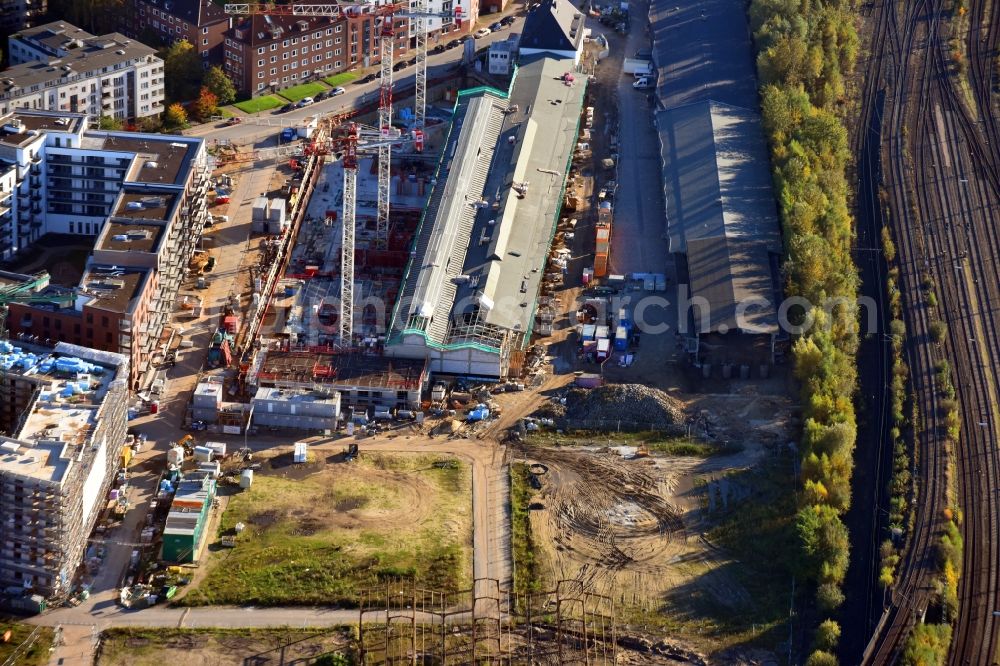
[97,115,124,130]
[163,103,188,129]
[902,623,952,666]
[203,65,237,105]
[930,320,947,344]
[159,40,202,102]
[815,619,841,652]
[805,650,839,666]
[193,87,219,122]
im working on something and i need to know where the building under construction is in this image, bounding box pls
[248,345,426,412]
[0,341,128,599]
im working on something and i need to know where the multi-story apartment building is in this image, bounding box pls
[0,341,128,600]
[0,109,210,389]
[419,0,475,38]
[224,10,409,96]
[1,22,165,122]
[0,0,47,35]
[132,0,231,66]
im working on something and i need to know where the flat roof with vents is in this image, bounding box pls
[112,189,179,223]
[79,265,151,314]
[99,220,166,253]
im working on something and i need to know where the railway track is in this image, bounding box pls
[859,0,1000,661]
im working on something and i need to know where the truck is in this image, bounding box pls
[633,77,654,90]
[623,57,653,76]
[280,127,298,142]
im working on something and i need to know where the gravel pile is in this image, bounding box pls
[564,384,684,431]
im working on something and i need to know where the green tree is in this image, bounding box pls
[203,65,237,105]
[902,623,952,666]
[97,115,124,130]
[163,103,188,129]
[805,650,839,666]
[159,40,202,103]
[815,619,841,652]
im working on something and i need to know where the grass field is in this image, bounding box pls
[232,95,284,114]
[278,82,328,103]
[323,71,360,87]
[0,623,53,666]
[97,627,353,666]
[181,453,472,606]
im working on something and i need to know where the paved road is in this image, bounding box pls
[183,19,526,147]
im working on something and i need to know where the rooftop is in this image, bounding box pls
[0,341,127,484]
[254,386,340,406]
[0,111,85,148]
[79,265,151,314]
[393,54,586,349]
[112,189,179,224]
[15,21,96,56]
[140,0,228,26]
[657,100,781,334]
[255,350,425,391]
[520,0,585,55]
[93,133,199,185]
[99,220,166,253]
[0,33,159,100]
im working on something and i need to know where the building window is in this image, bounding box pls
[314,31,321,38]
[258,46,265,54]
[203,26,209,34]
[335,24,342,32]
[203,38,208,45]
[270,68,277,75]
[271,44,277,51]
[86,313,93,324]
[101,316,109,327]
[258,82,265,90]
[270,55,277,63]
[258,59,264,66]
[258,72,264,78]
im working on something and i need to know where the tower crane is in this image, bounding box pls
[224,2,461,248]
[307,121,424,345]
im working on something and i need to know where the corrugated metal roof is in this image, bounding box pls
[657,101,781,334]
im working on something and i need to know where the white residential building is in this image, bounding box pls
[2,22,165,122]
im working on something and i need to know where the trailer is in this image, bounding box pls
[623,57,653,75]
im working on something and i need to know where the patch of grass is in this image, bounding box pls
[323,71,360,87]
[97,627,355,666]
[0,623,53,666]
[232,95,284,114]
[278,81,328,103]
[698,453,799,647]
[525,431,736,457]
[511,463,545,604]
[180,454,471,607]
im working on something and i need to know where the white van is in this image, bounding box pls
[633,77,653,89]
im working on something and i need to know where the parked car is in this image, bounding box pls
[297,96,314,107]
[489,21,503,31]
[446,39,461,49]
[432,44,446,54]
[278,103,295,113]
[361,73,378,83]
[314,90,328,101]
[225,116,242,126]
[474,27,491,38]
[500,15,516,25]
[393,60,408,71]
[330,86,346,96]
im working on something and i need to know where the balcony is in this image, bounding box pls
[29,165,40,176]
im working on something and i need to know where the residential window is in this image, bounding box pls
[327,51,332,58]
[203,27,209,34]
[315,55,322,62]
[314,31,321,38]
[258,82,265,90]
[258,46,265,54]
[258,59,264,66]
[282,52,288,60]
[270,67,277,74]
[258,72,264,78]
[326,28,332,35]
[334,48,341,56]
[291,37,298,44]
[271,44,277,51]
[291,73,297,80]
[335,24,342,32]
[301,58,308,66]
[282,39,289,46]
[202,38,208,45]
[284,64,290,71]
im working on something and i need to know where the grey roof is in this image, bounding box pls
[520,0,585,55]
[648,0,758,110]
[393,54,586,348]
[14,21,96,57]
[0,33,159,99]
[657,101,781,334]
[140,0,227,26]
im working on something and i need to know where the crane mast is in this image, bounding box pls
[376,15,394,250]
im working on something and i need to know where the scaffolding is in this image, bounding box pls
[357,578,617,665]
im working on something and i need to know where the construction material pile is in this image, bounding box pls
[563,384,685,432]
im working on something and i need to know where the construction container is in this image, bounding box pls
[240,469,254,489]
[198,461,221,478]
[293,441,308,464]
[205,442,227,458]
[193,446,213,463]
[193,381,223,409]
[614,327,629,351]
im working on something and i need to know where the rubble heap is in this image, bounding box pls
[563,384,684,431]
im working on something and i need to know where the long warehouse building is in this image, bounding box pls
[386,52,586,377]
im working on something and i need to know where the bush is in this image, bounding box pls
[814,619,841,651]
[805,649,839,666]
[902,623,952,665]
[930,320,948,344]
[816,582,846,612]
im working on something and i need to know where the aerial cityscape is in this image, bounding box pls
[0,0,994,663]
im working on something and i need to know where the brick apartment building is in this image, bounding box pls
[224,10,410,96]
[132,0,230,65]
